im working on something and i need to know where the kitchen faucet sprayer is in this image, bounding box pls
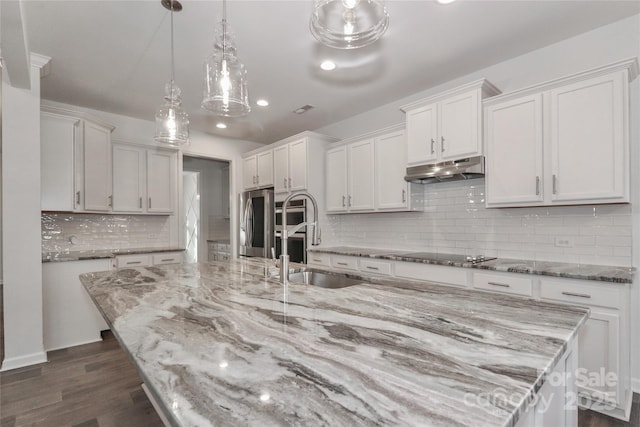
[279,191,321,283]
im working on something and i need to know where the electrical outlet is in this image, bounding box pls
[554,237,574,248]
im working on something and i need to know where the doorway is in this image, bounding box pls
[182,156,230,263]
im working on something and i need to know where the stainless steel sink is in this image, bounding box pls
[287,270,366,289]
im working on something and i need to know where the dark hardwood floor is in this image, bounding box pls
[0,331,638,426]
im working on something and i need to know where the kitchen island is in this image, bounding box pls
[80,259,588,427]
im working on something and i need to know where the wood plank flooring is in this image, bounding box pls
[0,330,638,426]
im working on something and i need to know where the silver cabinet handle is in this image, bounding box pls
[535,176,540,196]
[126,261,142,265]
[348,195,352,207]
[108,195,113,207]
[336,262,348,266]
[76,191,81,205]
[342,195,346,207]
[312,258,322,262]
[161,258,174,262]
[139,197,143,209]
[256,175,259,185]
[488,281,510,288]
[441,136,445,152]
[148,197,152,209]
[283,178,287,188]
[402,189,406,203]
[253,175,256,184]
[365,266,379,271]
[552,174,557,194]
[288,177,292,188]
[430,138,435,154]
[561,291,591,299]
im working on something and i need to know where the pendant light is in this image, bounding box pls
[310,0,389,49]
[202,0,250,117]
[155,0,190,145]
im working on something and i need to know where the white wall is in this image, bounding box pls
[1,57,49,370]
[317,14,640,392]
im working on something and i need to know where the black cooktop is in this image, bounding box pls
[397,252,497,264]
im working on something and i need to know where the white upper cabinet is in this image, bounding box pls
[243,150,273,190]
[326,126,415,214]
[375,130,410,211]
[112,143,177,215]
[485,58,637,208]
[41,107,115,213]
[274,137,308,194]
[402,79,500,166]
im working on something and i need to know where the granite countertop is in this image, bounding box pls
[42,247,185,263]
[308,246,635,284]
[80,258,588,427]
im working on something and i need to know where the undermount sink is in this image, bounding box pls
[286,270,367,289]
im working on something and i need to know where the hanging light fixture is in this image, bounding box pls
[310,0,389,49]
[155,0,190,146]
[202,0,250,117]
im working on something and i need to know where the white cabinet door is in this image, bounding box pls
[440,89,479,160]
[326,146,348,212]
[406,103,438,165]
[578,310,622,406]
[288,138,307,192]
[243,155,258,190]
[83,120,113,211]
[274,145,289,193]
[348,139,374,211]
[550,71,627,203]
[112,144,145,212]
[147,150,176,213]
[375,130,409,210]
[41,112,81,211]
[256,150,274,188]
[485,94,544,206]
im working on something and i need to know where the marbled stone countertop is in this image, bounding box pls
[80,258,588,427]
[309,246,634,284]
[42,247,185,263]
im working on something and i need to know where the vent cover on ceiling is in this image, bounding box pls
[293,105,315,114]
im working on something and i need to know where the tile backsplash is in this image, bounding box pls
[321,179,632,267]
[42,213,171,252]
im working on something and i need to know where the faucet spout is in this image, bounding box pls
[279,191,321,283]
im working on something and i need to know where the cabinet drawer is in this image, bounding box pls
[359,259,392,276]
[331,255,359,271]
[308,252,331,267]
[473,272,532,296]
[395,262,467,287]
[153,253,183,265]
[115,254,152,268]
[540,278,622,309]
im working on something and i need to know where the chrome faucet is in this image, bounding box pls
[279,191,321,283]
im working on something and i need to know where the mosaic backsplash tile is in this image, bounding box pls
[42,213,171,253]
[320,179,632,267]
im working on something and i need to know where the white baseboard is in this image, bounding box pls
[1,351,47,372]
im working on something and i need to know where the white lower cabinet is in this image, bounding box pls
[307,252,331,267]
[472,271,533,297]
[113,252,183,269]
[43,259,111,351]
[395,261,468,287]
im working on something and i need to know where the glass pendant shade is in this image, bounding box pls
[310,0,389,49]
[202,6,250,117]
[155,83,190,145]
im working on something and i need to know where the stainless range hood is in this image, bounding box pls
[405,156,485,184]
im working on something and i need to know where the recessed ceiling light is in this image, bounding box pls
[320,60,336,71]
[436,0,456,4]
[256,99,269,107]
[216,123,227,129]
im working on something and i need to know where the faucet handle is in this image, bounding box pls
[271,247,280,268]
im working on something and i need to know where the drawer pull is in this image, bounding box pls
[366,266,380,271]
[161,258,175,262]
[488,281,510,288]
[126,261,142,265]
[336,262,348,266]
[561,291,591,299]
[312,258,322,262]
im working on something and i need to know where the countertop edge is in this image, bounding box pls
[42,247,186,263]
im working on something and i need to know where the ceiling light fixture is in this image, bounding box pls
[202,0,250,117]
[256,99,269,107]
[320,60,336,71]
[216,122,227,129]
[310,0,389,49]
[155,0,189,146]
[436,0,457,4]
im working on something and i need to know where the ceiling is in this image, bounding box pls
[22,1,640,144]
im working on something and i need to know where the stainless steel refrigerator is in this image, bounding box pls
[238,188,274,258]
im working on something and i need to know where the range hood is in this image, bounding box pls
[405,156,485,184]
